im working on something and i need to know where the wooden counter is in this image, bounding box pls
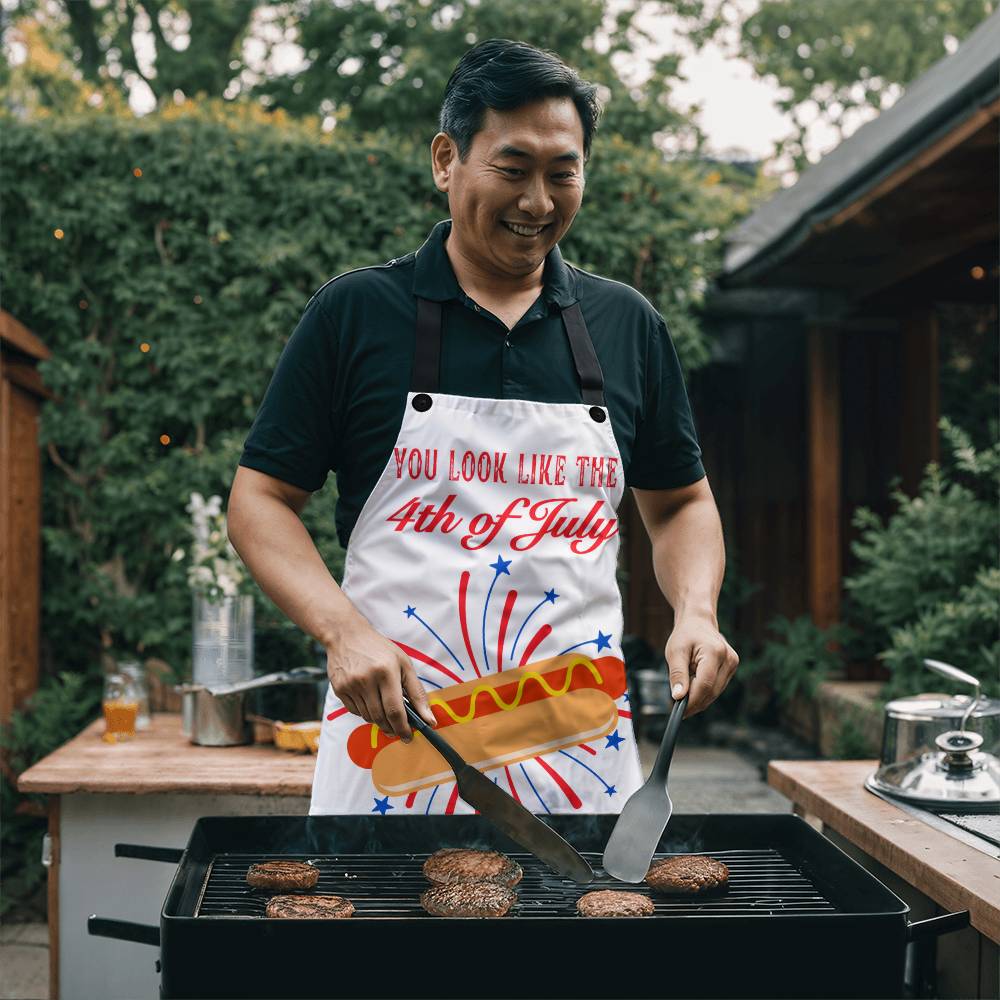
[18,713,316,796]
[769,759,1000,944]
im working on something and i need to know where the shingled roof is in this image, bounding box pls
[722,9,1000,286]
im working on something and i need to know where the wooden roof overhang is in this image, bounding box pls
[717,10,1000,309]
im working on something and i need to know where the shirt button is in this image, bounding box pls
[473,303,480,312]
[504,338,511,348]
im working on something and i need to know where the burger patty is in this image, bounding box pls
[645,855,729,894]
[420,882,517,918]
[246,860,319,891]
[265,895,354,919]
[422,848,523,888]
[577,890,655,917]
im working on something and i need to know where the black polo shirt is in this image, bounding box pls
[240,220,704,549]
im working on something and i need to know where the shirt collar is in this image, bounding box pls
[413,219,578,309]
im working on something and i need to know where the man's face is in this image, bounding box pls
[431,97,586,280]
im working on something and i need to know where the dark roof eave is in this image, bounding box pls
[721,11,1000,288]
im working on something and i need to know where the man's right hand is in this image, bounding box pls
[326,620,437,742]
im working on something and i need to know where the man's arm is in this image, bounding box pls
[227,466,435,739]
[631,476,739,718]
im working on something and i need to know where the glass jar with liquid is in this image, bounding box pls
[102,672,139,743]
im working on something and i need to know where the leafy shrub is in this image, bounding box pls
[829,713,876,760]
[847,420,999,697]
[741,615,855,707]
[880,567,1000,699]
[1,673,101,917]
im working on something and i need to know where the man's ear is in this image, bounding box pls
[430,132,456,192]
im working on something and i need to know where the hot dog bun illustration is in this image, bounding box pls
[345,653,626,796]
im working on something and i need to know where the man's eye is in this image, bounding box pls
[499,167,523,176]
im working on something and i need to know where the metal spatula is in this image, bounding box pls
[602,692,688,882]
[403,702,594,884]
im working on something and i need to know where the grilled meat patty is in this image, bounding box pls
[246,860,319,891]
[422,848,523,888]
[645,855,729,894]
[420,882,517,918]
[265,895,354,919]
[576,890,655,917]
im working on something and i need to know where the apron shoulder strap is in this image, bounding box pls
[560,302,606,408]
[410,296,607,409]
[410,297,443,393]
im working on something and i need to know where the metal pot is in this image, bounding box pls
[178,667,326,747]
[866,659,1000,810]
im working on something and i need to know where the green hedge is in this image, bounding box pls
[2,99,740,684]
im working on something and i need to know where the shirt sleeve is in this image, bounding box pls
[626,315,705,490]
[238,296,340,492]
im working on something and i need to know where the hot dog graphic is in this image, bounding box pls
[346,653,626,796]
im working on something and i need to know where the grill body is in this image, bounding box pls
[157,814,908,999]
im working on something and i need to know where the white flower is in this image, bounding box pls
[172,548,185,562]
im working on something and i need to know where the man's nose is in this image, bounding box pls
[518,176,555,219]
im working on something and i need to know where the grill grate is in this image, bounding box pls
[195,848,839,919]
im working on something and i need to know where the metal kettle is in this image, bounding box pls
[866,659,1000,810]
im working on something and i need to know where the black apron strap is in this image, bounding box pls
[560,302,607,408]
[411,297,443,393]
[410,296,607,412]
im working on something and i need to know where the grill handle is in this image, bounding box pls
[114,843,183,863]
[907,910,970,942]
[88,915,160,947]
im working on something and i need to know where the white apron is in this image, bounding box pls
[310,295,643,815]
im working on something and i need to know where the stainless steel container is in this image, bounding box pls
[866,659,1000,809]
[177,667,325,747]
[187,688,251,747]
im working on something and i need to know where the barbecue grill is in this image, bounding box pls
[88,813,968,999]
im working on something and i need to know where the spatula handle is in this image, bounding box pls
[649,693,688,787]
[404,701,466,774]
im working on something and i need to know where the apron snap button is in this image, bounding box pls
[412,393,433,412]
[589,406,607,422]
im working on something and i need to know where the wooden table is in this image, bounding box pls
[18,713,317,796]
[769,759,1000,999]
[19,714,317,1000]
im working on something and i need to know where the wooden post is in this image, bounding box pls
[899,308,940,496]
[0,310,51,722]
[807,326,841,628]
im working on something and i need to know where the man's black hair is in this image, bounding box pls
[439,39,601,162]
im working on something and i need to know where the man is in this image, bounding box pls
[229,39,738,816]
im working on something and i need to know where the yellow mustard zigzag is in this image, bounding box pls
[368,658,606,748]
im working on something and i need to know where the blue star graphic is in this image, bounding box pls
[605,730,625,751]
[622,692,630,704]
[404,605,416,618]
[595,630,612,652]
[371,796,394,815]
[490,554,512,576]
[543,588,559,604]
[604,785,617,797]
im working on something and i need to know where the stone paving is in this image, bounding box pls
[0,923,48,1000]
[0,742,794,999]
[638,737,793,814]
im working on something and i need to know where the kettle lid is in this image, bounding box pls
[885,692,1000,721]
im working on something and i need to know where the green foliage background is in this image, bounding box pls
[2,98,745,686]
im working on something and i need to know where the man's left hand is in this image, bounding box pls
[664,615,739,718]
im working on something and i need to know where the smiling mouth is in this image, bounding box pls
[502,221,551,238]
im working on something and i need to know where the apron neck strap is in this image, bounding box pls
[411,297,607,408]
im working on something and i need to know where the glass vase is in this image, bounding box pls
[191,593,254,687]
